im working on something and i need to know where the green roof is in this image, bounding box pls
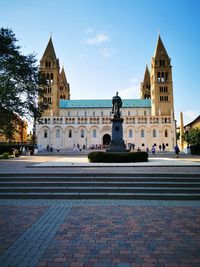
[60,99,151,108]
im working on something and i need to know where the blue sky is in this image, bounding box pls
[1,0,200,126]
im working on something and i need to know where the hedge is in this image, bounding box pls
[0,144,32,155]
[190,145,200,155]
[88,151,148,163]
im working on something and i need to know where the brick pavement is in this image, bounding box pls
[0,200,200,267]
[0,206,48,256]
[0,153,200,266]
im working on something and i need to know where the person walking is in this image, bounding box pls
[174,144,180,158]
[151,145,156,155]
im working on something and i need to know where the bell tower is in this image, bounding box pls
[59,66,70,100]
[40,37,60,117]
[151,35,174,117]
[140,65,151,99]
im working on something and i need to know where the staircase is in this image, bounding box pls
[0,173,200,200]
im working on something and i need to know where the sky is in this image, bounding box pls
[1,0,200,126]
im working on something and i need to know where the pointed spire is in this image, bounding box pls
[60,67,68,84]
[154,34,169,59]
[143,64,150,83]
[41,37,57,61]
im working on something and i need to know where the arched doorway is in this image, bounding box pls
[103,134,111,145]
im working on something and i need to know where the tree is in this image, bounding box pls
[184,128,200,146]
[0,27,48,139]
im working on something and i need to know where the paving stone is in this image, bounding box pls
[0,191,200,266]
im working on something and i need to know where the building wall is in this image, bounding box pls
[0,119,28,143]
[36,107,175,151]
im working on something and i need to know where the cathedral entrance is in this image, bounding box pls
[103,134,111,145]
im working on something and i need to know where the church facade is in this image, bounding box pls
[36,35,176,151]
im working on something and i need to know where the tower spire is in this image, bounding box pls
[154,35,169,59]
[140,65,151,99]
[41,37,57,61]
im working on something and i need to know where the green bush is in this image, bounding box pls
[190,145,200,155]
[88,151,148,163]
[0,144,32,154]
[2,152,10,159]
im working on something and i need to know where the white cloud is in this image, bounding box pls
[118,76,141,99]
[85,33,110,45]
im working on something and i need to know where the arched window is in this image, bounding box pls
[153,129,157,138]
[129,129,133,138]
[157,72,160,82]
[165,129,168,138]
[45,61,51,67]
[50,73,53,80]
[44,130,48,138]
[160,60,165,66]
[93,129,97,138]
[56,129,60,138]
[69,129,72,138]
[141,129,145,138]
[165,72,168,81]
[81,129,84,138]
[161,72,165,82]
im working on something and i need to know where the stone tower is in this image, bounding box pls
[39,37,70,117]
[180,112,184,150]
[140,65,151,99]
[150,35,174,117]
[60,66,70,100]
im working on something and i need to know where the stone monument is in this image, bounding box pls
[108,92,126,152]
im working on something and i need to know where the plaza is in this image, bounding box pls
[0,152,200,266]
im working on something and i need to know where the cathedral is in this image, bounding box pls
[36,35,176,151]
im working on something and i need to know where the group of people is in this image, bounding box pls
[149,144,180,157]
[73,144,82,152]
[46,144,60,152]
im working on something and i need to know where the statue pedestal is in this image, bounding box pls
[107,118,126,152]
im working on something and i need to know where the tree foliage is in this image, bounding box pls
[184,128,200,146]
[0,27,48,138]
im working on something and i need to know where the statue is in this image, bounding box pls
[112,92,122,118]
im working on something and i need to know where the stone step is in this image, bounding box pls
[1,181,200,187]
[0,172,200,179]
[0,176,200,183]
[0,172,200,200]
[0,186,200,194]
[0,192,200,200]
